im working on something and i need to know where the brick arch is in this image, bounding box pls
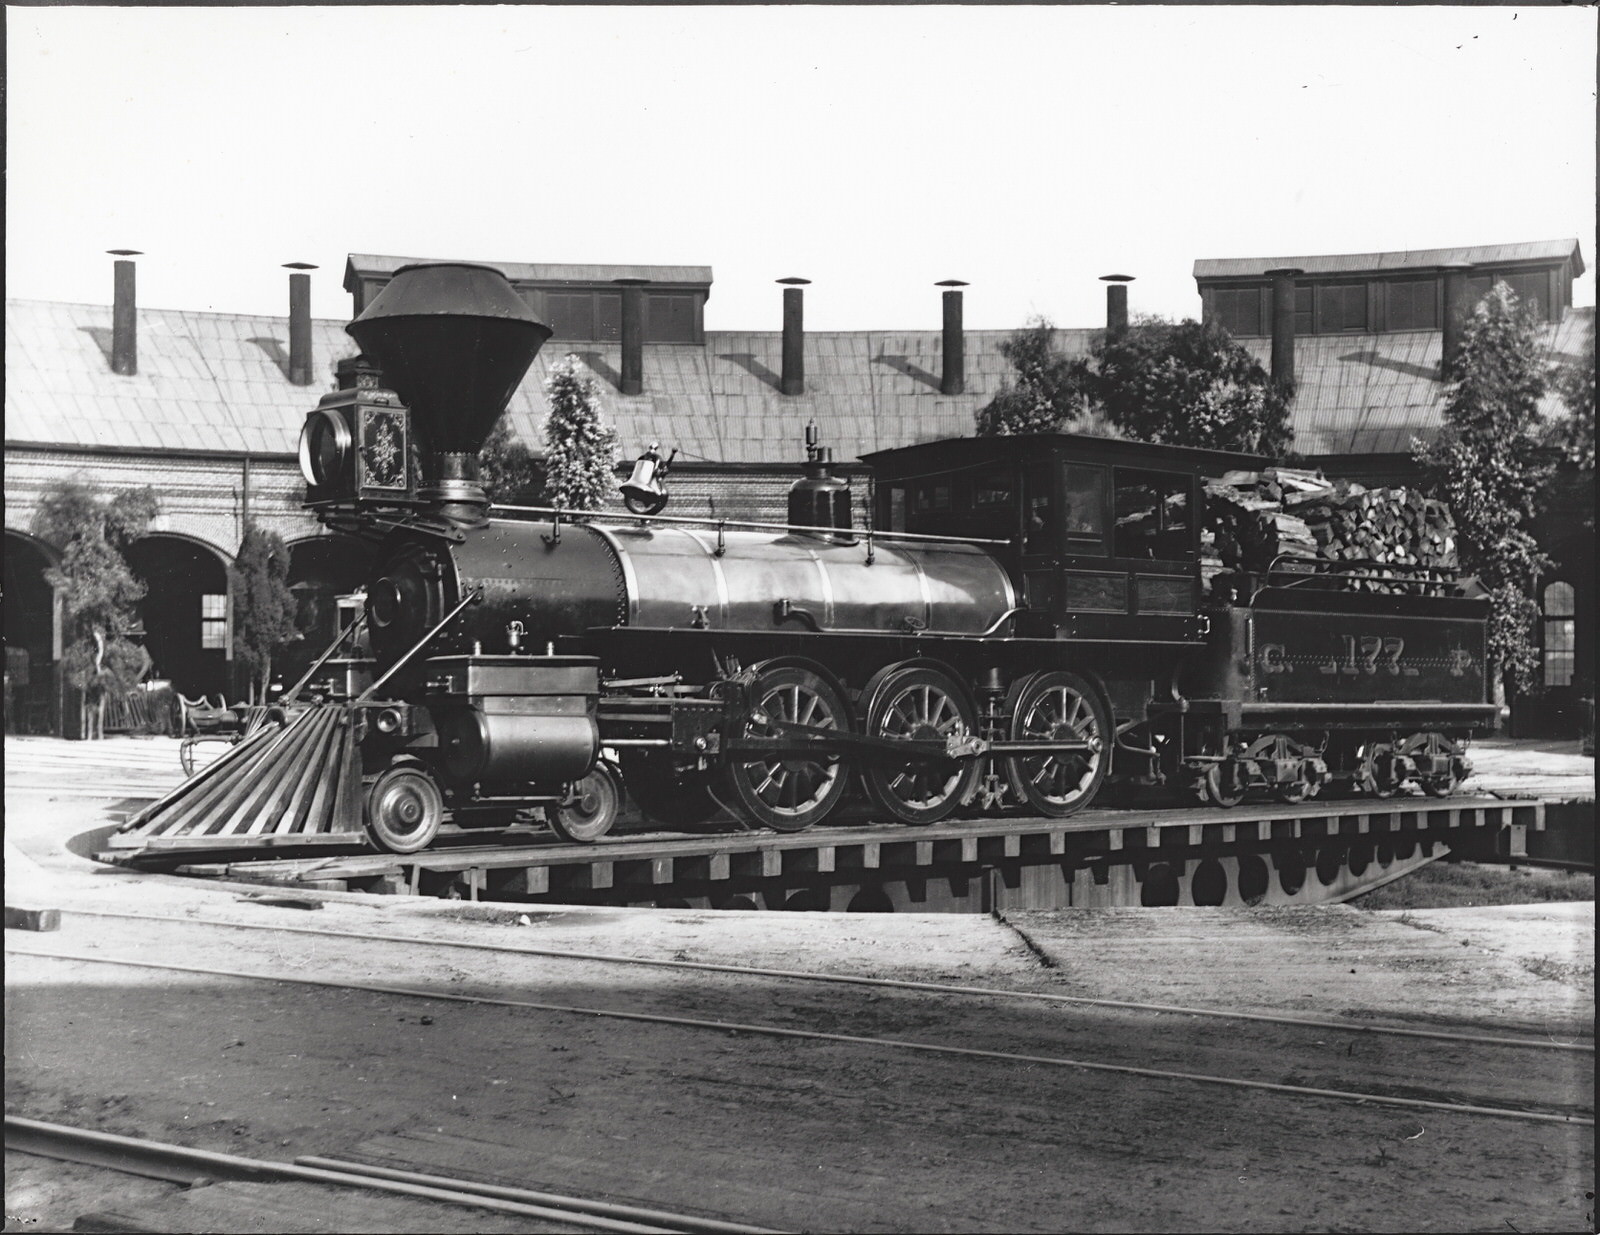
[125,532,234,700]
[4,527,63,734]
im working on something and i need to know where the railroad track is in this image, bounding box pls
[6,1115,784,1234]
[42,907,1600,1054]
[9,909,1592,1128]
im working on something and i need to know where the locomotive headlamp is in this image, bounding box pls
[299,409,351,488]
[298,387,412,506]
[374,706,405,736]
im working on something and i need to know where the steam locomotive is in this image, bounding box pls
[297,262,1497,854]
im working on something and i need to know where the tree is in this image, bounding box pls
[976,315,1293,456]
[478,417,548,506]
[1415,282,1553,696]
[1547,322,1595,471]
[1090,317,1294,456]
[230,524,299,705]
[542,355,619,511]
[974,318,1095,436]
[32,479,159,739]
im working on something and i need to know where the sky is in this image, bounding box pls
[7,5,1596,332]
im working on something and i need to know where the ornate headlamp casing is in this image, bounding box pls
[299,386,413,505]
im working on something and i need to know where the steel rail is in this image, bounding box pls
[294,1157,780,1235]
[55,908,1595,1054]
[8,945,1591,1128]
[4,1115,781,1234]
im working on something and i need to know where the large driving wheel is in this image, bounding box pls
[618,750,721,829]
[365,763,444,854]
[1003,670,1110,817]
[548,760,623,843]
[725,661,852,833]
[861,664,980,825]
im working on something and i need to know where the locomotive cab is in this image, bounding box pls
[864,434,1262,638]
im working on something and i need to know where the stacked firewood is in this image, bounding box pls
[1201,467,1459,597]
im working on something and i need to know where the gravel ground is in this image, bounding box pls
[5,735,1595,1233]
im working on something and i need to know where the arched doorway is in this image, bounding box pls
[4,530,62,734]
[125,534,232,701]
[283,535,372,685]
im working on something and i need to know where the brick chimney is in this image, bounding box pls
[937,280,967,395]
[1100,274,1133,335]
[107,249,141,375]
[1440,263,1473,381]
[617,277,648,395]
[1264,267,1302,389]
[284,262,317,386]
[778,277,809,396]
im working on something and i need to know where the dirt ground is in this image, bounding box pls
[4,735,1595,1233]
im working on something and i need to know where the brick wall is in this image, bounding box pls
[4,447,323,560]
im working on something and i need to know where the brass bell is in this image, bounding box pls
[622,442,675,516]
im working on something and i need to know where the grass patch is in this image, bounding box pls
[1353,861,1595,910]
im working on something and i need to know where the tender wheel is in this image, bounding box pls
[861,665,980,825]
[725,661,853,833]
[1003,670,1110,817]
[1357,742,1402,799]
[1407,731,1464,797]
[1203,760,1247,808]
[619,750,721,829]
[548,760,623,843]
[365,764,444,854]
[1245,734,1317,805]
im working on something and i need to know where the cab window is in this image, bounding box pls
[1113,468,1193,560]
[1023,462,1056,554]
[1062,465,1105,538]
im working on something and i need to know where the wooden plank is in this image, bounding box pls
[4,904,60,931]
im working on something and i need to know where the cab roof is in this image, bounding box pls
[859,433,1270,480]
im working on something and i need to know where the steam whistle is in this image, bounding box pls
[622,442,676,516]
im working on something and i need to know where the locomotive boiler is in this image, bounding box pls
[286,262,1497,855]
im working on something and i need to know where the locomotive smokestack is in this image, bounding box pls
[1100,274,1133,336]
[285,262,317,386]
[1264,267,1301,390]
[1440,262,1472,381]
[937,280,967,396]
[346,262,552,525]
[617,277,647,396]
[108,249,141,376]
[778,277,809,396]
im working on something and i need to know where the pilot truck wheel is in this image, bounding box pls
[365,763,444,854]
[548,760,623,844]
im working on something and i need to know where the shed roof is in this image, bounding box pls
[1194,238,1585,282]
[5,298,1591,465]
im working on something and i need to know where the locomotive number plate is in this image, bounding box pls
[1252,611,1484,704]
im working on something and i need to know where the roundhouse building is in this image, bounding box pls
[5,240,1591,738]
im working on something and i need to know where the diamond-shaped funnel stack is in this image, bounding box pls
[346,262,552,459]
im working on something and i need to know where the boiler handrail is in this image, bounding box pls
[489,504,1012,548]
